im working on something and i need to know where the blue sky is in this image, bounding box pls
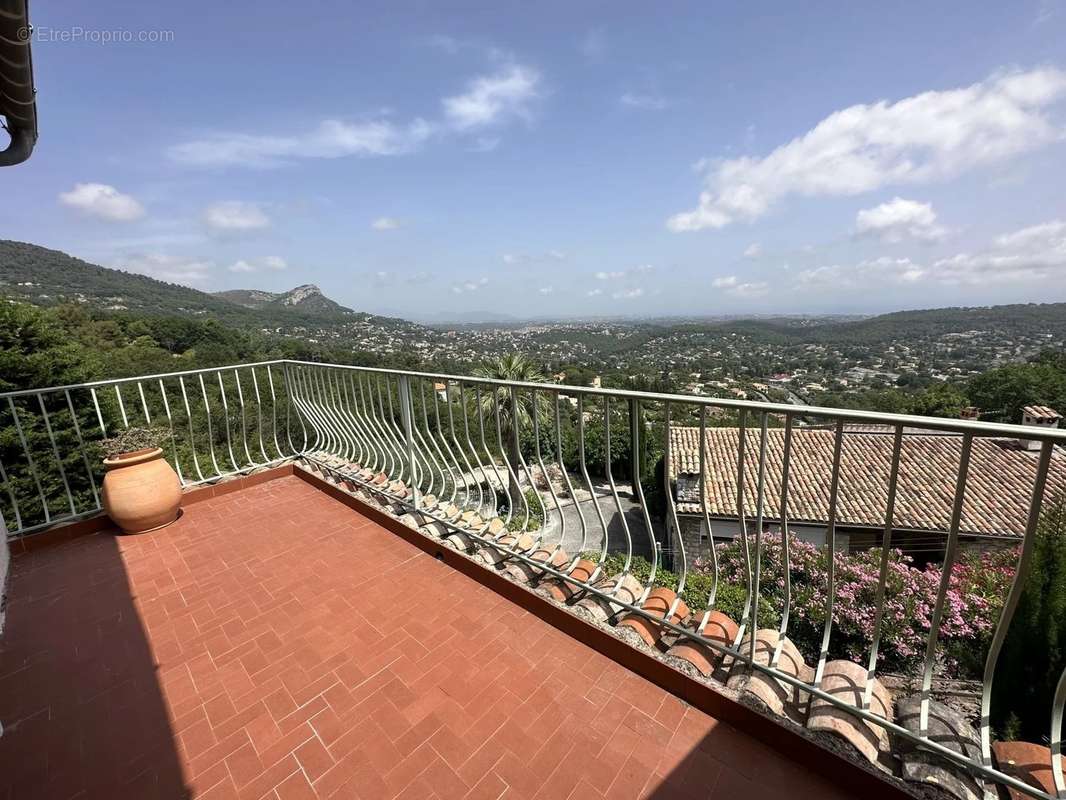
[4,1,1066,320]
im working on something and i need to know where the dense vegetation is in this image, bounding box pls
[992,492,1066,740]
[0,240,391,330]
[816,351,1066,423]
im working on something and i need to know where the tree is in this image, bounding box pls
[907,383,968,418]
[472,354,548,506]
[967,363,1066,423]
[991,492,1066,741]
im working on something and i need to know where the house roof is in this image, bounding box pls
[668,426,1066,538]
[1024,405,1062,421]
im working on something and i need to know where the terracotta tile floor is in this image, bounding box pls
[0,476,857,800]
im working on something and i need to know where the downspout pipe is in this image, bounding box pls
[0,122,34,166]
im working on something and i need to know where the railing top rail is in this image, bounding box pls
[284,360,1066,443]
[0,359,290,400]
[4,357,1065,443]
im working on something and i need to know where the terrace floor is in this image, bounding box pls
[0,475,857,800]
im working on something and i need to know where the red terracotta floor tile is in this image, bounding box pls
[0,476,860,800]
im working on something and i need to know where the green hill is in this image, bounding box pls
[0,240,358,327]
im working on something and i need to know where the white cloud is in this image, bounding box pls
[612,287,645,299]
[538,285,554,295]
[743,243,763,258]
[204,201,271,232]
[114,253,213,284]
[713,275,770,297]
[620,92,669,110]
[595,264,654,281]
[372,217,401,230]
[170,63,539,167]
[503,250,566,265]
[442,64,540,130]
[58,183,145,222]
[855,197,946,243]
[227,256,287,274]
[796,257,926,289]
[669,67,1066,231]
[451,276,490,294]
[732,281,769,297]
[170,118,434,168]
[932,219,1066,283]
[586,288,604,297]
[794,220,1066,290]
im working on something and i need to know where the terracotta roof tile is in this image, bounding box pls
[669,426,1066,538]
[1024,405,1062,421]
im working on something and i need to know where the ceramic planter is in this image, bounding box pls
[101,447,182,534]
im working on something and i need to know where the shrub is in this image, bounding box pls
[99,425,173,459]
[580,551,778,628]
[507,488,546,532]
[694,533,1015,676]
[991,492,1066,741]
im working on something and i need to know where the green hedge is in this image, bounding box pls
[579,552,777,627]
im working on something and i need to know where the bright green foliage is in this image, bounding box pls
[507,488,546,532]
[581,551,778,627]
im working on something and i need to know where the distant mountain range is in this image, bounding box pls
[0,240,364,327]
[2,240,1065,346]
[214,285,352,315]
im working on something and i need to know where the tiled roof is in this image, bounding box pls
[1024,405,1062,421]
[669,426,1066,538]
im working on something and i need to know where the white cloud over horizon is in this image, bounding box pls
[668,67,1066,231]
[712,275,770,297]
[204,201,271,232]
[372,217,402,230]
[855,197,947,243]
[228,256,287,273]
[59,183,146,222]
[113,253,213,284]
[794,218,1066,291]
[451,276,490,294]
[933,219,1066,283]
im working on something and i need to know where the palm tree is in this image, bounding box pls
[472,353,548,507]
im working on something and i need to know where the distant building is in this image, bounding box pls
[1021,405,1062,451]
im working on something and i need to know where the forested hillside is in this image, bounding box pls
[0,240,361,328]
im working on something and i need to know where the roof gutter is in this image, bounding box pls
[0,0,39,166]
[0,121,34,166]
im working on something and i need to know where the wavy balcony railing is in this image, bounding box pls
[2,359,1065,799]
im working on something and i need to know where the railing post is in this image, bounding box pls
[398,375,420,510]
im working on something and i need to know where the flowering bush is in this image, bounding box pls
[692,533,1017,678]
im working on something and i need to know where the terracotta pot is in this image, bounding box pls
[102,448,182,534]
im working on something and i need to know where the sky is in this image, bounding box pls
[3,1,1066,320]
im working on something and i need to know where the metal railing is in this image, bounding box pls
[2,358,1065,798]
